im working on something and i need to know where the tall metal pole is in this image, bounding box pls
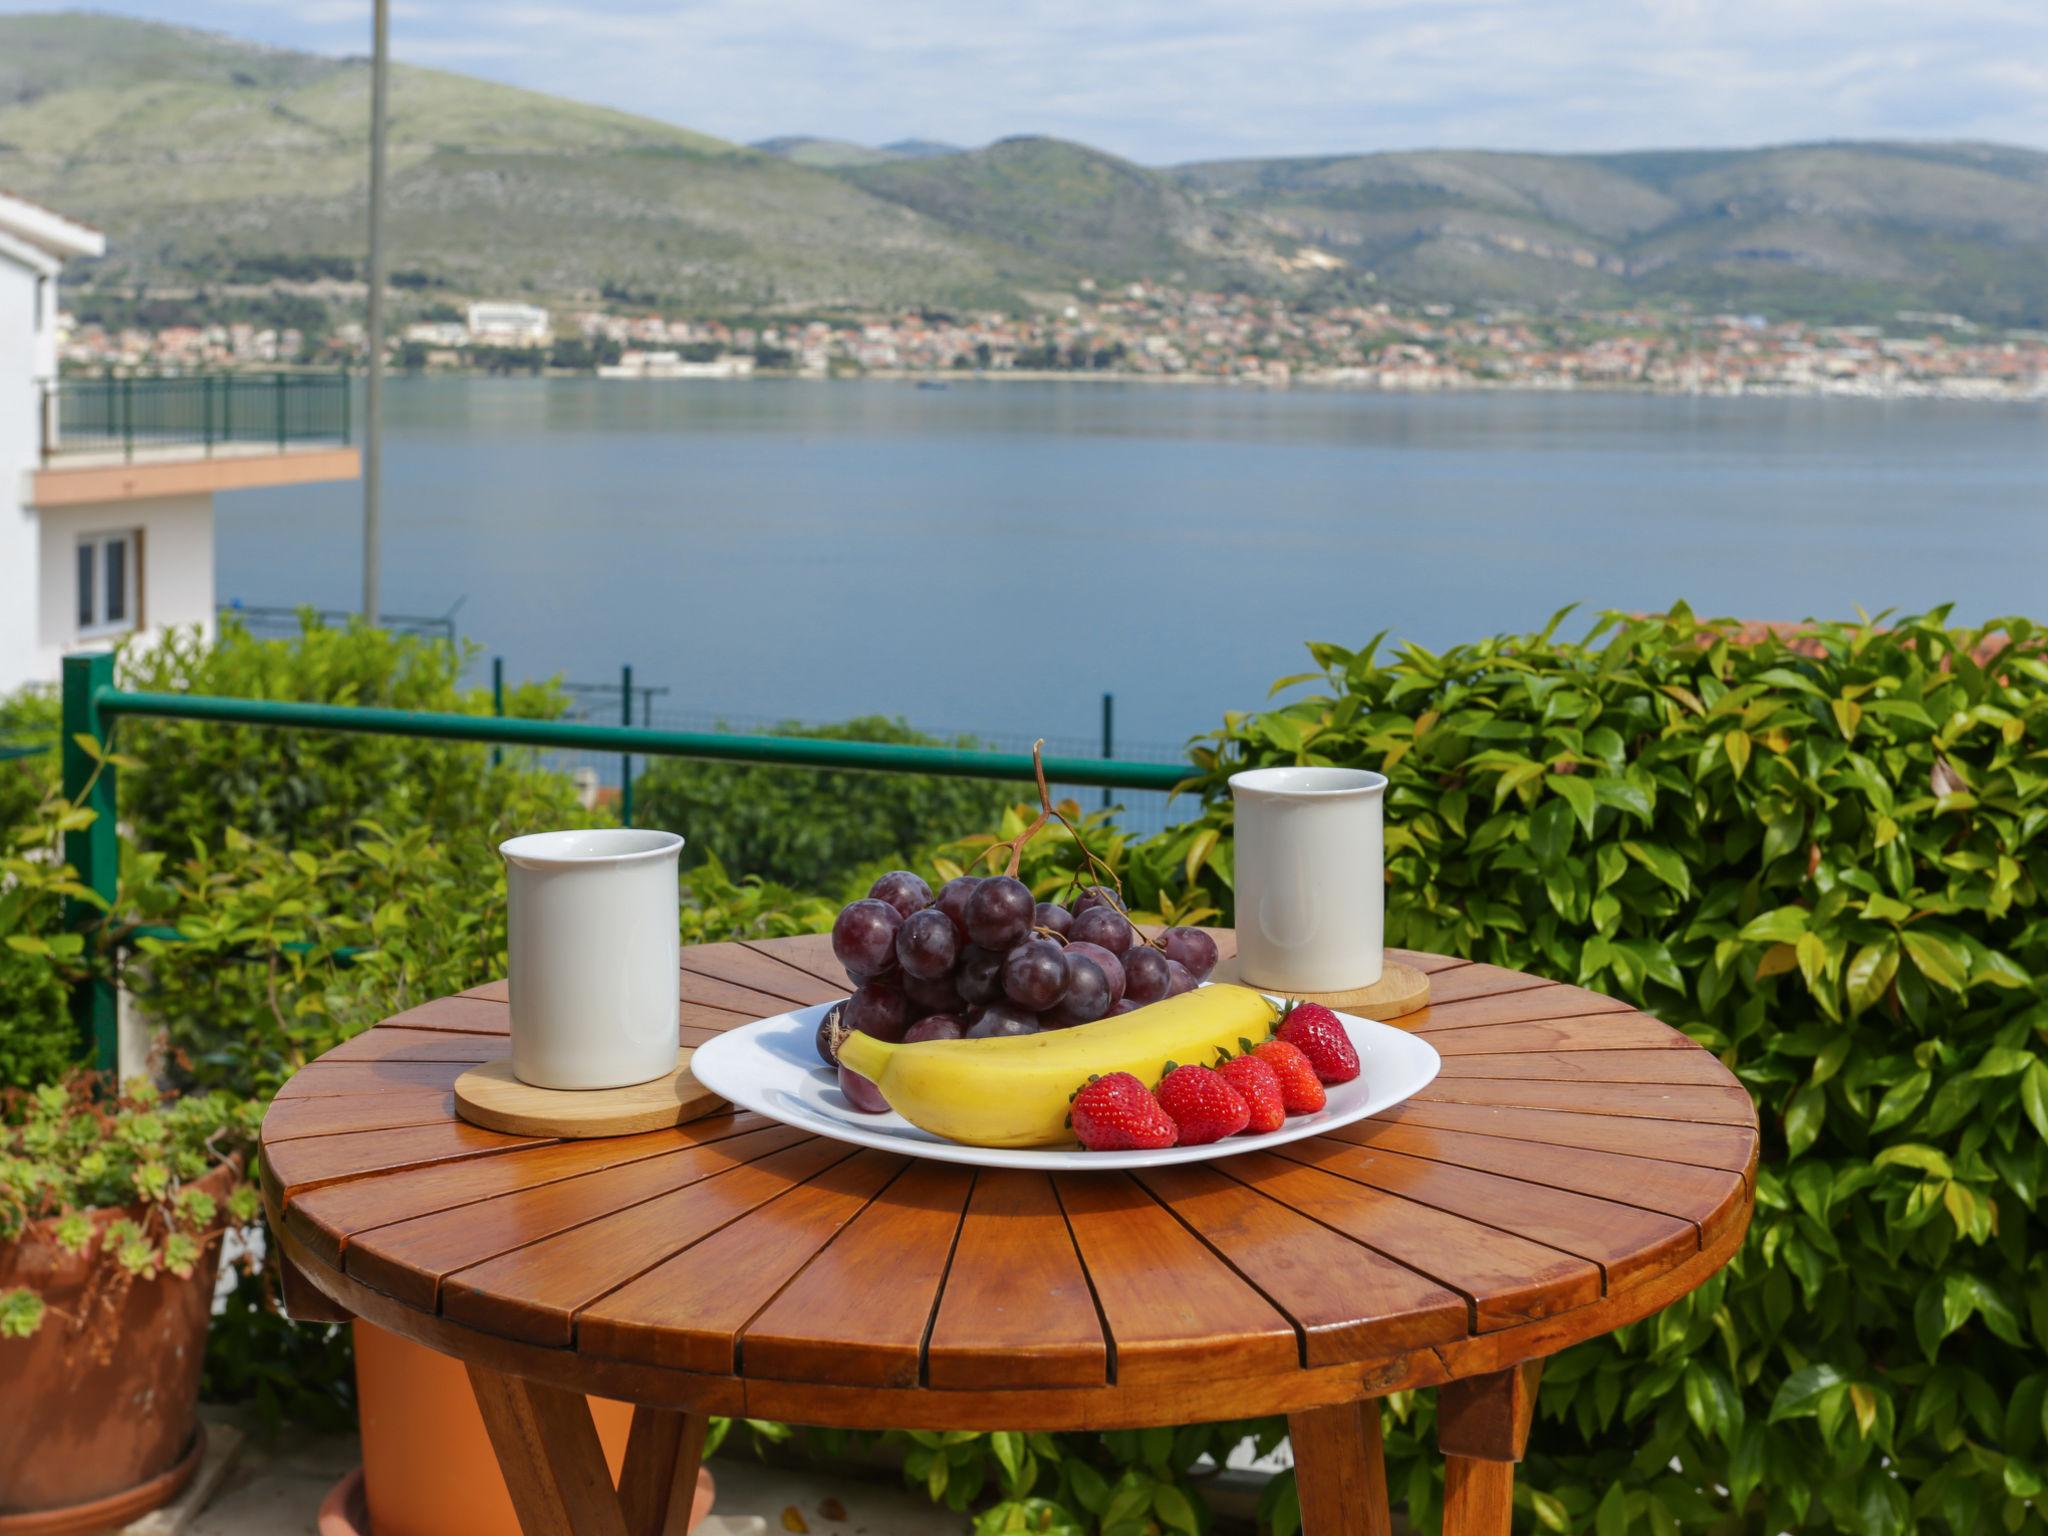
[362,0,389,621]
[620,664,634,828]
[1100,692,1114,810]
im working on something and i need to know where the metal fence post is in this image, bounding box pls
[120,372,133,463]
[202,374,215,457]
[492,656,505,768]
[61,653,119,1071]
[1101,692,1114,810]
[275,370,287,451]
[620,664,634,827]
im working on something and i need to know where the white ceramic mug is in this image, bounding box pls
[500,828,684,1090]
[1229,766,1387,993]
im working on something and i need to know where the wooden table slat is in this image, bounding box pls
[678,941,853,1006]
[576,1151,909,1374]
[737,1161,975,1387]
[1271,1139,1700,1294]
[924,1171,1110,1390]
[1433,1048,1738,1086]
[267,1120,550,1201]
[285,1113,769,1265]
[738,934,852,992]
[322,1028,511,1064]
[346,1125,814,1308]
[1414,964,1557,1006]
[1420,1016,1695,1056]
[1414,1078,1756,1125]
[1402,986,1635,1034]
[1054,1172,1300,1387]
[1339,1120,1750,1246]
[440,1139,856,1346]
[1221,1151,1602,1331]
[264,1090,459,1143]
[1130,1163,1469,1367]
[1369,1098,1758,1173]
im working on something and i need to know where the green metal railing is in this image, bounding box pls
[58,653,1195,1070]
[42,371,352,464]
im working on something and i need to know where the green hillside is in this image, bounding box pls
[843,136,1301,288]
[6,12,2047,324]
[1174,142,2048,324]
[0,12,1037,310]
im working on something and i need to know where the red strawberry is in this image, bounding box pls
[1155,1063,1250,1145]
[1070,1072,1177,1151]
[1252,1039,1327,1113]
[1217,1055,1286,1134]
[1275,1002,1360,1085]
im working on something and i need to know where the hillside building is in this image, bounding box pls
[466,301,551,346]
[0,192,359,693]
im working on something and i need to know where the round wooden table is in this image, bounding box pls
[262,934,1757,1536]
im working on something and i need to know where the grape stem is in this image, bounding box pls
[981,741,1165,955]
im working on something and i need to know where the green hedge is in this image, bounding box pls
[1143,608,2047,1534]
[13,608,2048,1533]
[632,716,1026,893]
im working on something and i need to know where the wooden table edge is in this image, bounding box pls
[266,1175,1752,1432]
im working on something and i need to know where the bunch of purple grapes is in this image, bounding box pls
[816,869,1220,1111]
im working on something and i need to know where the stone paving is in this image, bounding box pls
[144,1412,970,1536]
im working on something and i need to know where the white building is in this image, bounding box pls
[0,192,359,694]
[466,301,550,346]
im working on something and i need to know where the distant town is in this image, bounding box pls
[56,285,2048,401]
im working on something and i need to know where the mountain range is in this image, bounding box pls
[5,12,2046,325]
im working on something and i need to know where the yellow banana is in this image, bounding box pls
[835,984,1278,1147]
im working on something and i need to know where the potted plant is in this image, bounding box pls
[0,1073,260,1532]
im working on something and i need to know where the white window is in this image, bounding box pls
[76,531,139,638]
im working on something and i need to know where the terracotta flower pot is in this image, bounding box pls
[0,1161,237,1527]
[352,1321,714,1535]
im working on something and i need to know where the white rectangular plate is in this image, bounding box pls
[688,997,1441,1171]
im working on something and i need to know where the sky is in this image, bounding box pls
[8,0,2048,163]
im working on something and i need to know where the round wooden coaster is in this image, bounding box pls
[453,1050,726,1139]
[1210,957,1431,1020]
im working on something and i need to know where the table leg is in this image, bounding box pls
[1437,1359,1544,1536]
[618,1406,710,1536]
[1287,1398,1393,1536]
[467,1364,706,1536]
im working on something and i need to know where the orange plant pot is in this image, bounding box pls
[352,1321,712,1536]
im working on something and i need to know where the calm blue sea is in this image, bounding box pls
[215,378,2048,754]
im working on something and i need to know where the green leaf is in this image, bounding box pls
[1845,941,1899,1017]
[1785,1085,1827,1158]
[1870,1070,1931,1134]
[1151,1484,1199,1536]
[1771,1363,1850,1421]
[1740,906,1811,944]
[0,1289,45,1339]
[989,1431,1022,1485]
[1874,1144,1954,1178]
[1901,930,1968,992]
[1591,776,1653,822]
[2023,1061,2048,1145]
[1595,1482,1629,1536]
[1972,1046,2036,1080]
[1623,840,1690,897]
[1549,773,1597,836]
[1724,728,1753,779]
